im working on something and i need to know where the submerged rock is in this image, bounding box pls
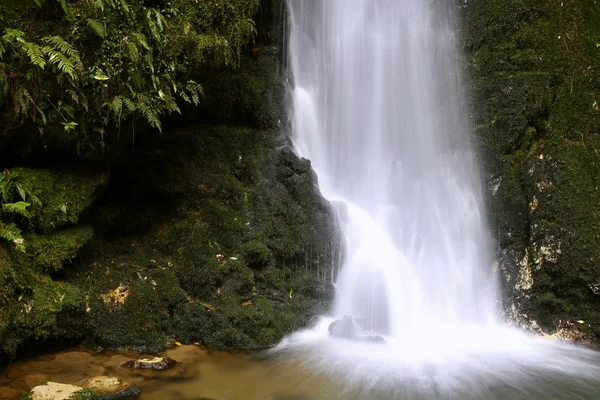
[122,357,177,370]
[29,382,99,400]
[328,316,386,343]
[82,376,140,400]
[328,315,356,339]
[360,335,386,344]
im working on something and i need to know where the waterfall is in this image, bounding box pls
[278,2,600,397]
[287,0,496,336]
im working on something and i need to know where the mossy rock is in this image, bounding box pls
[190,55,285,129]
[466,0,600,335]
[0,274,85,359]
[71,250,188,352]
[22,225,94,272]
[12,167,108,233]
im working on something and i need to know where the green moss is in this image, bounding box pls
[71,389,100,400]
[243,239,273,268]
[0,274,85,359]
[71,252,188,352]
[12,168,108,233]
[467,0,600,333]
[22,226,94,271]
[189,56,285,129]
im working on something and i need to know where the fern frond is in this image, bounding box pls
[87,19,106,38]
[42,36,78,59]
[2,201,31,218]
[133,33,150,51]
[136,101,161,132]
[0,221,25,252]
[58,0,69,15]
[123,97,136,112]
[45,49,76,79]
[119,0,130,13]
[66,89,79,105]
[153,9,168,31]
[125,41,139,63]
[147,12,161,41]
[185,80,203,105]
[109,96,123,116]
[35,105,47,125]
[23,43,46,69]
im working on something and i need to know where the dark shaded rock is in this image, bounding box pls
[82,376,140,400]
[122,357,177,371]
[328,316,356,339]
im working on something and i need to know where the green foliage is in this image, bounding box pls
[24,226,94,272]
[19,392,33,400]
[0,0,259,148]
[0,169,41,252]
[72,389,101,400]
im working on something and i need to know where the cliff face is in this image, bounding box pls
[0,1,339,362]
[465,0,600,339]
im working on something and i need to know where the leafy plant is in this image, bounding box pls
[0,0,260,150]
[0,169,41,252]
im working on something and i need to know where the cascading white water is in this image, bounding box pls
[277,1,600,398]
[288,0,495,336]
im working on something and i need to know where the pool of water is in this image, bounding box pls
[2,330,600,400]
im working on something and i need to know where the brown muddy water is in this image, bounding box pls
[0,345,335,400]
[3,337,600,400]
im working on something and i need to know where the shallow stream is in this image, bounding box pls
[3,330,600,400]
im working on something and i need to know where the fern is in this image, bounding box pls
[185,80,203,105]
[118,0,129,13]
[133,33,150,51]
[123,97,136,112]
[42,36,79,59]
[87,19,106,38]
[2,202,31,219]
[45,49,77,79]
[0,221,25,252]
[23,43,46,68]
[125,41,139,63]
[58,0,69,15]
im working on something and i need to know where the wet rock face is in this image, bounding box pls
[465,0,600,340]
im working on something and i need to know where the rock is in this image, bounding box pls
[122,357,176,371]
[82,376,139,400]
[360,335,386,344]
[29,382,99,400]
[328,315,356,339]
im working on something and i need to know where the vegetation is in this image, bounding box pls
[0,0,260,150]
[0,169,41,252]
